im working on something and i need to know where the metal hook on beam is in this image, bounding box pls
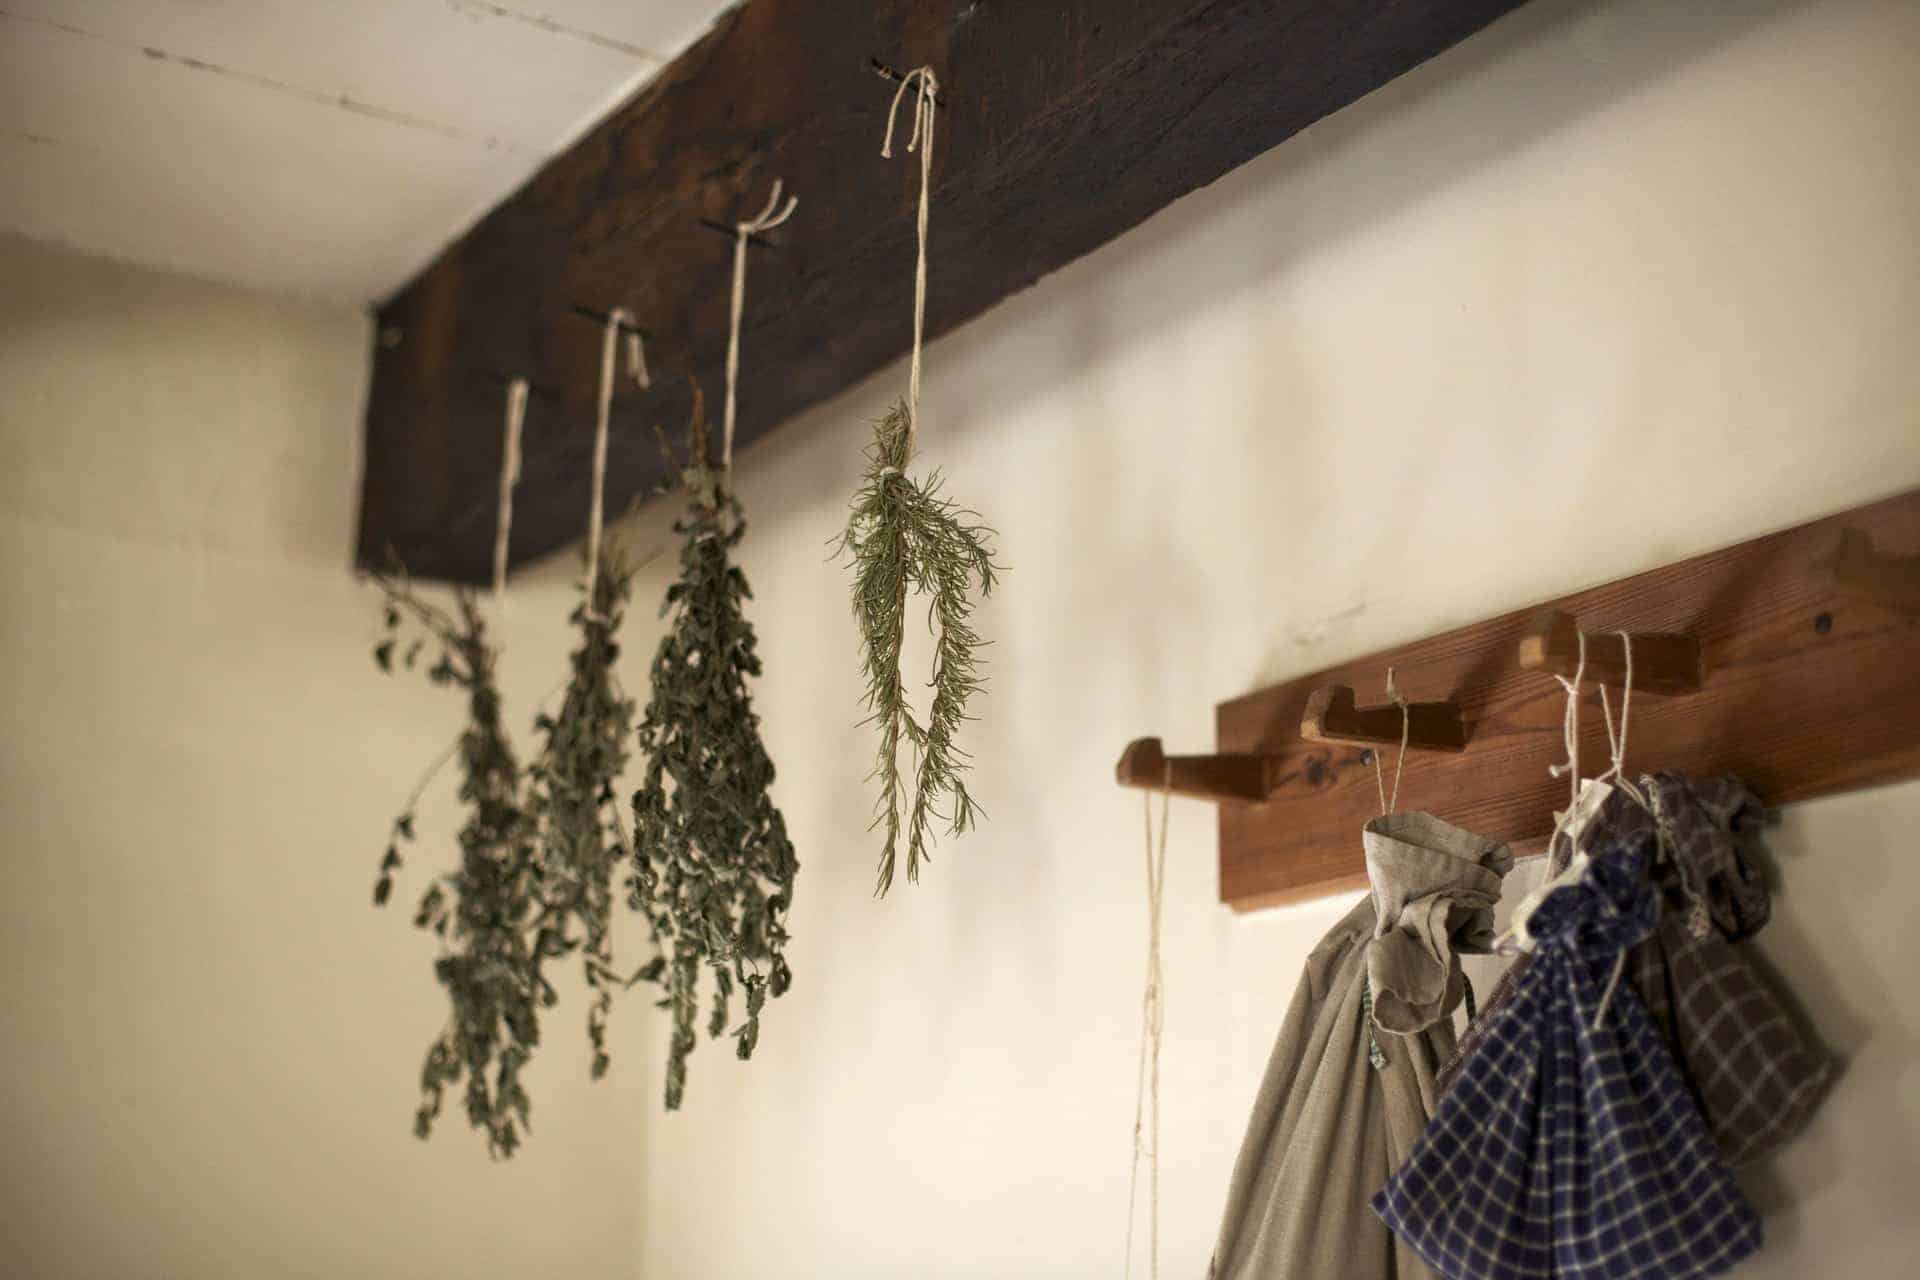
[871,57,949,107]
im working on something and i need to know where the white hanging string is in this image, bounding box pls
[1588,631,1644,1029]
[1548,631,1589,822]
[492,377,529,617]
[1370,667,1413,817]
[586,308,649,616]
[1594,632,1649,811]
[1503,627,1652,1022]
[881,65,938,442]
[1124,766,1170,1280]
[724,180,798,471]
[1358,668,1414,1072]
[1504,633,1590,955]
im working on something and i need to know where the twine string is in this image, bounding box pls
[724,180,798,471]
[585,307,648,616]
[1370,667,1413,818]
[881,66,939,443]
[492,377,528,617]
[1503,633,1591,955]
[1589,630,1644,1030]
[1124,767,1170,1280]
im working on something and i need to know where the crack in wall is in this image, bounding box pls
[444,0,668,61]
[2,127,69,148]
[0,8,540,155]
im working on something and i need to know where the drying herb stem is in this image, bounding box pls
[629,396,798,1110]
[370,568,548,1159]
[527,549,639,1081]
[837,400,1000,894]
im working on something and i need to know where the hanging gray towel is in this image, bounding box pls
[1209,813,1512,1280]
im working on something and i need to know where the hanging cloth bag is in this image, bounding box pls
[1437,773,1833,1169]
[1617,773,1833,1166]
[1209,813,1511,1279]
[1373,831,1762,1280]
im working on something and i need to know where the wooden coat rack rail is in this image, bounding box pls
[1118,488,1920,912]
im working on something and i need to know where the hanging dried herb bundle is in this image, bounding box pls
[370,570,549,1158]
[837,400,1000,894]
[629,400,798,1111]
[526,549,639,1082]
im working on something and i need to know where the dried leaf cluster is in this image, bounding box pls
[527,553,639,1082]
[371,574,548,1159]
[369,396,803,1150]
[371,536,644,1156]
[629,408,798,1110]
[837,400,1000,894]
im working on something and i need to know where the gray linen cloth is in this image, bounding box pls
[1210,813,1512,1279]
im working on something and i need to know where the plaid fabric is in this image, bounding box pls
[1629,774,1833,1167]
[1372,835,1761,1279]
[1643,774,1769,941]
[1437,947,1532,1094]
[1439,774,1831,1168]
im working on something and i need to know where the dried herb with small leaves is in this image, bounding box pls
[527,549,639,1082]
[836,400,1000,894]
[629,402,798,1111]
[370,569,549,1159]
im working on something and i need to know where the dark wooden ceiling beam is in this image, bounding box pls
[356,0,1531,583]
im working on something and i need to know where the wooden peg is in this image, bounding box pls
[1299,685,1468,753]
[1810,526,1920,614]
[1115,737,1279,804]
[1518,609,1701,695]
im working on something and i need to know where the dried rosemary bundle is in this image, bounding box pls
[370,572,548,1159]
[527,549,638,1082]
[837,400,1000,894]
[629,403,797,1111]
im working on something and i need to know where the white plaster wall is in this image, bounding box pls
[2,0,1918,1276]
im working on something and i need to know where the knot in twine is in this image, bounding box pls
[881,66,939,442]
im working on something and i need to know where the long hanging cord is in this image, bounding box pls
[1359,668,1413,1070]
[1549,633,1589,837]
[1594,633,1647,810]
[1125,767,1171,1280]
[1370,667,1413,818]
[585,308,649,614]
[1503,634,1589,955]
[492,377,529,617]
[724,181,798,472]
[1505,630,1649,1023]
[881,66,938,442]
[1588,631,1643,1029]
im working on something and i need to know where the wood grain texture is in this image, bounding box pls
[1214,489,1920,912]
[1811,526,1920,613]
[356,0,1531,582]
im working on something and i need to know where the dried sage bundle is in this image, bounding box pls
[629,404,797,1110]
[837,400,999,894]
[527,549,638,1082]
[370,572,548,1158]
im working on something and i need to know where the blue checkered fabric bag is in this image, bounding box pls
[1371,834,1762,1279]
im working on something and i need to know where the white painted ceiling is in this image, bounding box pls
[1,1,731,304]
